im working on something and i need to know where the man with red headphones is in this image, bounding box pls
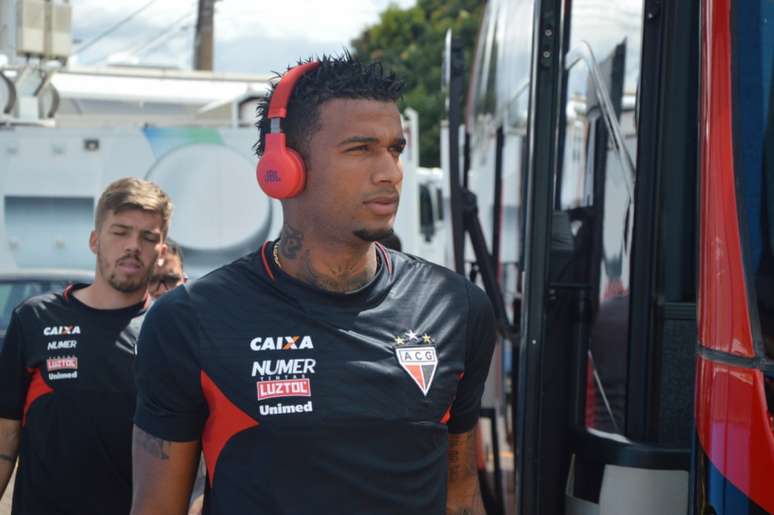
[130,54,495,515]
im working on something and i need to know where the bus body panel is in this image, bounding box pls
[695,357,774,513]
[698,0,755,359]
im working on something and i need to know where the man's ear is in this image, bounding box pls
[157,243,168,265]
[88,230,98,255]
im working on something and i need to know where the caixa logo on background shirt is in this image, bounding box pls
[43,325,81,336]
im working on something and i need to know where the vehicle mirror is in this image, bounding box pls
[442,29,452,108]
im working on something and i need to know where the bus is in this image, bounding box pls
[444,0,774,513]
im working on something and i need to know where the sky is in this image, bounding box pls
[69,0,416,75]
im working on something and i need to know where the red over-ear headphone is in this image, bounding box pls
[257,61,321,199]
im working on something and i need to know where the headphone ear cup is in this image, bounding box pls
[257,133,306,199]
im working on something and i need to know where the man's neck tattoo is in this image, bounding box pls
[276,225,376,293]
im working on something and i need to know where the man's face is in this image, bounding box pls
[149,254,186,299]
[89,209,166,295]
[299,98,405,242]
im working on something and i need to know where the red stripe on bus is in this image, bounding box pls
[697,0,754,358]
[695,356,774,512]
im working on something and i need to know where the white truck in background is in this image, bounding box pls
[0,67,447,278]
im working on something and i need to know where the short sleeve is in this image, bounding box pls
[134,287,208,442]
[447,282,496,434]
[0,311,31,420]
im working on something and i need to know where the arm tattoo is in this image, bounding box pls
[134,429,171,460]
[280,225,304,259]
[446,430,485,514]
[0,453,15,463]
[447,431,477,482]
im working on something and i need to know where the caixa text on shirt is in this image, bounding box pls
[43,325,81,336]
[249,335,314,351]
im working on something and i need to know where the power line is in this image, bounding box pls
[133,19,195,59]
[119,10,197,58]
[72,0,162,56]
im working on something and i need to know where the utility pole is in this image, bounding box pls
[193,0,214,70]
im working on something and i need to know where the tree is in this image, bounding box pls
[351,0,484,167]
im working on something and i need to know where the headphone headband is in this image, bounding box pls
[267,61,321,120]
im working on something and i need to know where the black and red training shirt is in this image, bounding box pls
[0,284,147,515]
[134,243,496,514]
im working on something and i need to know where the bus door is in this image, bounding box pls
[515,0,697,513]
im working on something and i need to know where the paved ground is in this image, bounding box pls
[0,469,14,515]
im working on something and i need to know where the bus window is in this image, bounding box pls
[558,0,645,434]
[733,1,774,360]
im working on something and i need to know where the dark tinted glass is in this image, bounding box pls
[734,1,774,360]
[559,0,644,434]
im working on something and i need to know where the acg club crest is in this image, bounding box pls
[394,330,437,396]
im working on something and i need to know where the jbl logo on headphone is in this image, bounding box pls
[257,61,321,199]
[263,170,281,183]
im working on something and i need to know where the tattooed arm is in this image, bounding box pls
[447,429,486,515]
[0,418,20,499]
[130,425,201,515]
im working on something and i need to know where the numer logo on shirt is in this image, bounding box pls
[47,339,77,350]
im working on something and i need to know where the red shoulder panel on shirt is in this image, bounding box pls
[23,368,54,426]
[200,371,259,486]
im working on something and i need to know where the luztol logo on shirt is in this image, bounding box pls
[394,330,438,396]
[257,378,311,400]
[47,356,78,371]
[47,356,79,380]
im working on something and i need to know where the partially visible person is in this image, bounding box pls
[145,240,202,515]
[149,240,187,300]
[130,54,495,515]
[0,178,172,514]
